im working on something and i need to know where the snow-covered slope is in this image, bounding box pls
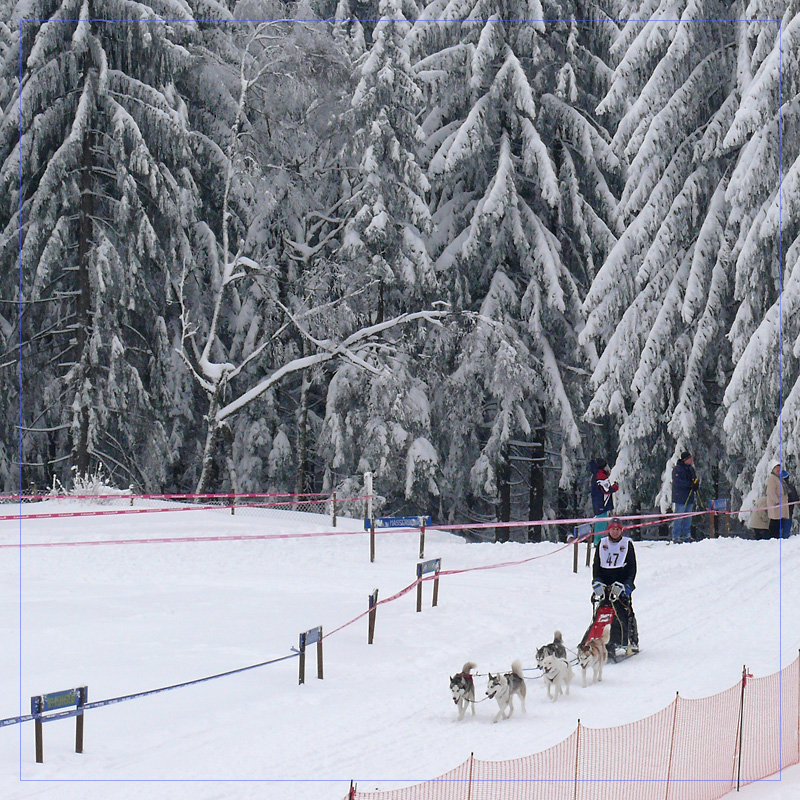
[1,502,798,799]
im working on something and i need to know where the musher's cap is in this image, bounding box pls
[608,517,623,528]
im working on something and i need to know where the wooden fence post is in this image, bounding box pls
[419,521,425,559]
[736,665,748,791]
[664,694,679,800]
[370,521,375,563]
[368,589,378,644]
[316,630,324,680]
[298,632,307,685]
[573,541,578,573]
[416,563,423,613]
[432,567,440,608]
[332,492,337,527]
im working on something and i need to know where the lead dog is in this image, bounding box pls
[541,654,573,701]
[535,630,567,667]
[577,624,611,687]
[486,660,526,723]
[450,662,477,720]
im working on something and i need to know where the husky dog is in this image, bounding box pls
[577,625,611,687]
[486,660,527,723]
[541,654,573,702]
[535,630,568,668]
[450,662,477,720]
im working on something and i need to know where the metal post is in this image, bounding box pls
[129,486,134,506]
[466,752,474,800]
[368,589,378,644]
[419,522,425,559]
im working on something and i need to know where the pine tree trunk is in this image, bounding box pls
[295,361,311,496]
[73,119,94,478]
[195,386,221,495]
[495,447,511,543]
[528,408,546,542]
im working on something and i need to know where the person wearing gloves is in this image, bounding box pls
[589,518,639,656]
[766,459,790,539]
[589,457,619,545]
[672,451,699,542]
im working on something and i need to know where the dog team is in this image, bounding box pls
[450,626,611,722]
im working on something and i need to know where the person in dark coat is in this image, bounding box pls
[588,518,639,656]
[589,457,618,544]
[671,451,699,542]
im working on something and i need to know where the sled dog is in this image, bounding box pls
[535,630,568,667]
[577,624,611,687]
[541,654,573,701]
[486,660,526,723]
[450,662,477,720]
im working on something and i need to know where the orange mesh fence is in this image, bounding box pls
[739,658,800,787]
[346,655,800,800]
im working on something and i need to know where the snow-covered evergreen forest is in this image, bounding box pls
[1,0,798,528]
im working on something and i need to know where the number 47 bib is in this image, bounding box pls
[600,538,628,568]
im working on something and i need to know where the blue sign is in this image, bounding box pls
[710,498,729,511]
[304,626,322,645]
[417,558,441,576]
[571,522,593,541]
[31,687,86,716]
[364,515,432,530]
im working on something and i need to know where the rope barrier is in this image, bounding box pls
[0,652,299,730]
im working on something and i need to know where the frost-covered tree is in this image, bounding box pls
[581,2,742,509]
[407,0,614,528]
[721,3,800,504]
[0,0,235,490]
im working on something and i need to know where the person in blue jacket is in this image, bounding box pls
[672,451,699,542]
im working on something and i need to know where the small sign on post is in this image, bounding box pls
[363,516,433,563]
[416,558,441,612]
[571,523,593,573]
[298,626,324,685]
[31,686,88,763]
[368,589,379,644]
[709,498,728,538]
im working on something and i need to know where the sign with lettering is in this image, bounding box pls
[364,515,432,530]
[417,558,440,576]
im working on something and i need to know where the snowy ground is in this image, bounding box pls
[1,500,799,800]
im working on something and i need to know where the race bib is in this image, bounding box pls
[600,537,628,568]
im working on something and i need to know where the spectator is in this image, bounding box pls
[766,459,790,539]
[779,468,798,539]
[672,451,699,543]
[748,496,770,540]
[589,458,618,545]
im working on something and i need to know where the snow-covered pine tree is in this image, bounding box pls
[408,0,614,528]
[0,0,236,490]
[582,1,742,509]
[721,3,800,504]
[317,0,444,512]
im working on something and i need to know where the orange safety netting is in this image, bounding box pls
[346,655,800,800]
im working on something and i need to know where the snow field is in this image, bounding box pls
[1,502,799,800]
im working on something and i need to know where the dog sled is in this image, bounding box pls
[582,596,639,662]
